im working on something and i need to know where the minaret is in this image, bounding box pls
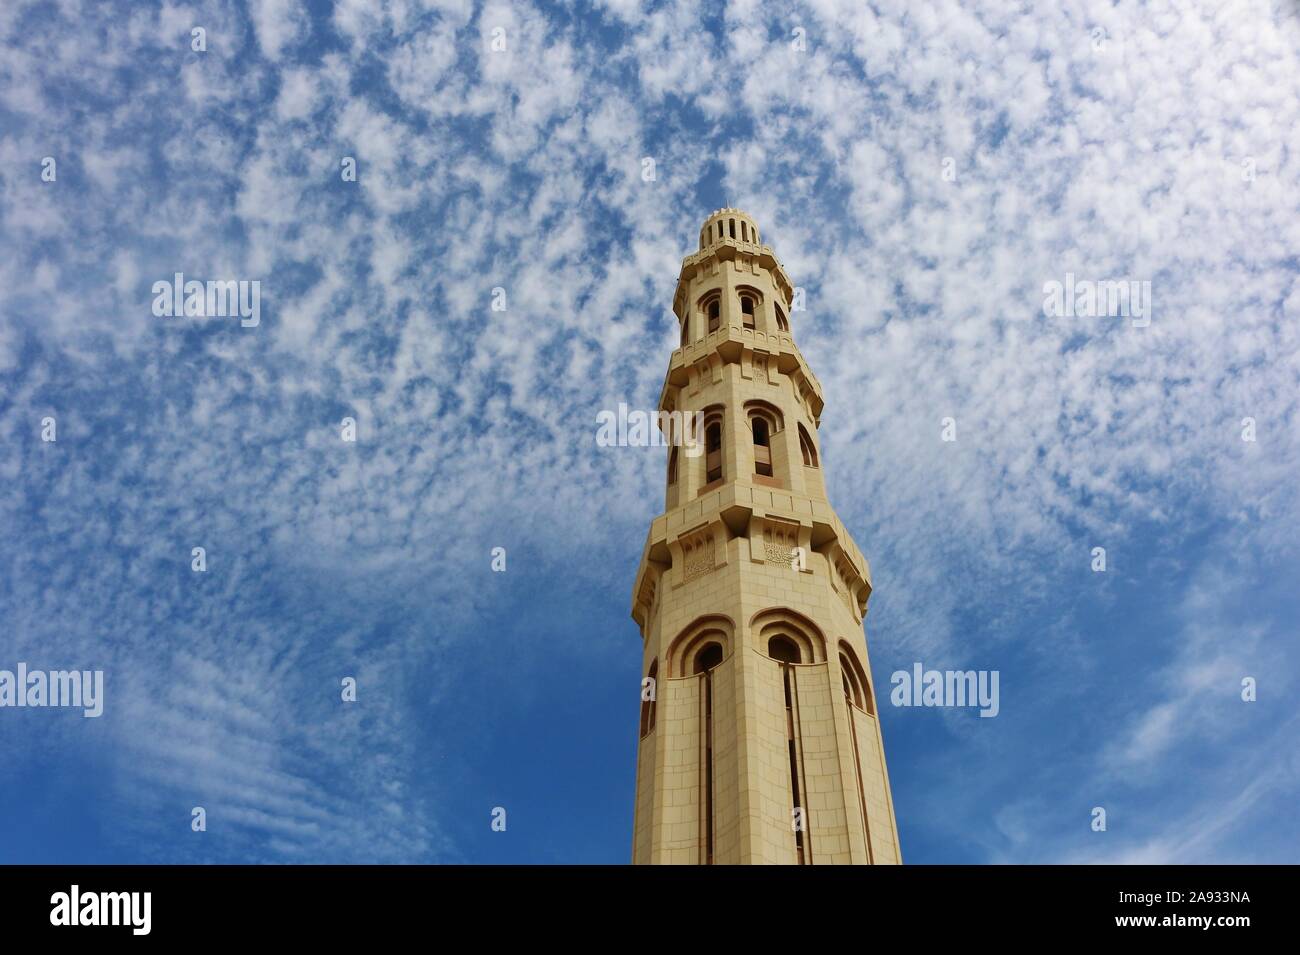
[629,210,902,865]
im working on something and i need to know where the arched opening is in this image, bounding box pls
[639,660,658,737]
[680,315,690,347]
[705,421,723,483]
[693,642,723,674]
[768,635,801,664]
[839,644,874,716]
[775,303,789,332]
[729,218,736,239]
[841,660,862,709]
[752,608,826,662]
[667,446,678,485]
[769,631,806,864]
[839,643,876,863]
[741,294,755,328]
[752,417,772,477]
[798,423,819,468]
[694,639,724,865]
[708,299,720,333]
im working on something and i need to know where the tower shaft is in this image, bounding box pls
[630,210,902,865]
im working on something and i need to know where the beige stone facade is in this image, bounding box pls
[630,210,902,865]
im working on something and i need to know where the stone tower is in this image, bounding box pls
[629,210,902,865]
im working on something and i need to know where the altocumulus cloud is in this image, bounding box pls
[0,0,1297,862]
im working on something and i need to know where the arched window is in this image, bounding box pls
[764,625,808,864]
[840,644,874,716]
[665,616,736,865]
[698,292,721,335]
[705,421,723,483]
[693,642,723,674]
[729,218,736,239]
[752,417,772,477]
[798,423,819,468]
[768,635,801,664]
[746,403,781,480]
[667,446,678,485]
[775,303,789,332]
[736,286,762,331]
[639,660,658,737]
[680,315,690,347]
[751,608,826,663]
[667,616,734,677]
[693,638,723,865]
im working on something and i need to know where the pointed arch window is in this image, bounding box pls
[798,423,819,468]
[768,630,807,864]
[840,645,874,716]
[768,635,801,664]
[705,421,723,483]
[752,416,772,477]
[736,286,762,331]
[745,402,782,481]
[693,642,723,674]
[775,303,789,332]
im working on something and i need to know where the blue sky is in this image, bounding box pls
[1,0,1298,864]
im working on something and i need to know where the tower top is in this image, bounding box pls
[697,208,762,250]
[675,209,793,321]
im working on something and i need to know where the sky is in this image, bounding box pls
[0,0,1297,864]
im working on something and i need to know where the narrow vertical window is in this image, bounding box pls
[841,647,875,863]
[680,315,690,347]
[768,636,807,864]
[741,295,755,328]
[798,423,819,468]
[705,422,722,483]
[752,417,772,476]
[729,218,736,239]
[708,299,720,333]
[667,446,678,485]
[775,303,789,332]
[694,642,723,865]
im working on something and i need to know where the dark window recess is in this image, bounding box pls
[706,422,722,482]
